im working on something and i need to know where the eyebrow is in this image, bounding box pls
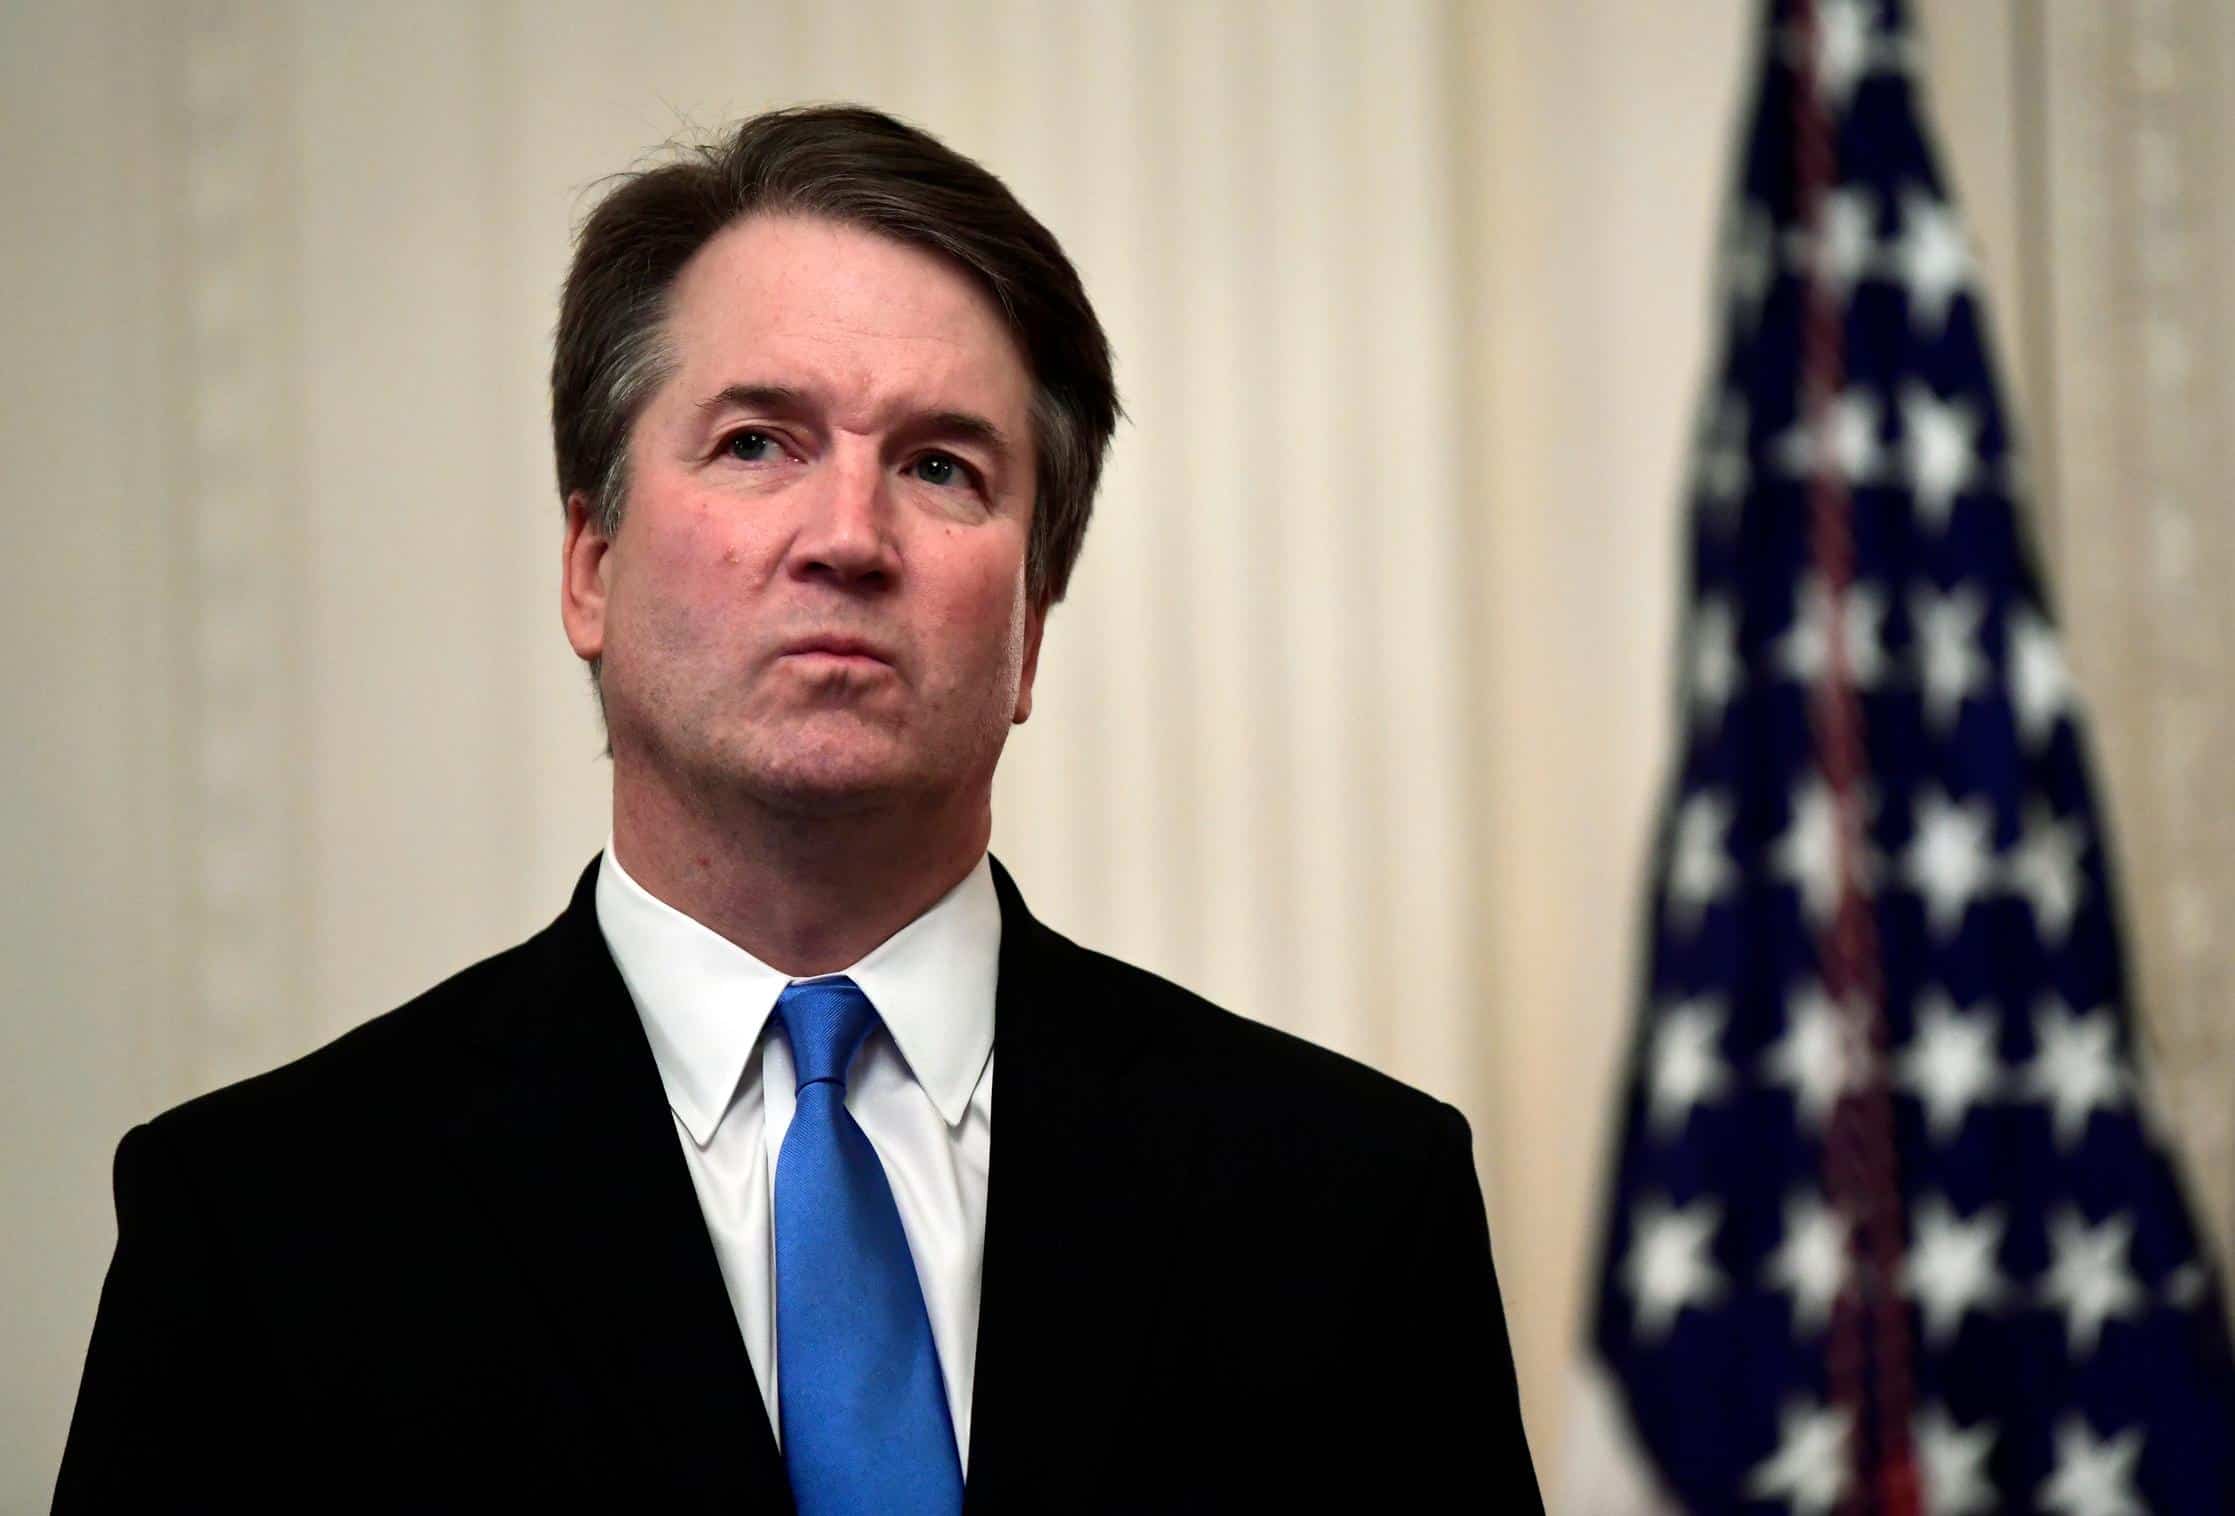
[695,383,809,419]
[915,410,1015,469]
[694,384,1017,470]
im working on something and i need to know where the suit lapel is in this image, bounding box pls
[465,854,1160,1508]
[473,859,792,1508]
[964,859,1200,1509]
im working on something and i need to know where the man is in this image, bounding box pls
[57,106,1539,1511]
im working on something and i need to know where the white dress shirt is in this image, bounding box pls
[594,839,998,1468]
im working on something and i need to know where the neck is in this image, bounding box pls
[610,772,990,978]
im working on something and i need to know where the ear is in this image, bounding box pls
[1011,597,1047,725]
[560,491,613,663]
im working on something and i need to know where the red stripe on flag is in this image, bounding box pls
[1788,3,1920,1512]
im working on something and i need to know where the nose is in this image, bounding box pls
[788,441,900,592]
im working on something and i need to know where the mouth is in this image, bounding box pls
[778,636,897,669]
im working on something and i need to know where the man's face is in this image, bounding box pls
[561,213,1045,821]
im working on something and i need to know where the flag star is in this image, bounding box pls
[2008,801,2087,947]
[1909,584,1989,731]
[2165,1261,2207,1309]
[1903,788,1996,939]
[1783,0,1893,115]
[2040,1209,2147,1357]
[1688,598,1741,730]
[1665,791,1737,934]
[1779,576,1889,689]
[1765,983,1866,1129]
[1915,1404,1998,1516]
[1891,186,1975,336]
[1813,0,1876,106]
[1724,204,1778,332]
[1897,993,2003,1143]
[1903,1195,2010,1345]
[1647,997,1732,1136]
[1695,392,1752,531]
[1746,1398,1852,1516]
[2038,1416,2146,1516]
[1773,777,1838,924]
[2047,1422,2145,1516]
[2007,606,2075,751]
[1899,382,1981,532]
[1764,1190,1850,1335]
[2019,999,2128,1149]
[1621,1195,1726,1340]
[1777,386,1886,486]
[1783,186,1882,299]
[1773,775,1875,925]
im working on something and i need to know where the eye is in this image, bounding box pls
[721,428,789,464]
[906,452,974,490]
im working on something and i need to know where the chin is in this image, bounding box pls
[641,709,990,821]
[745,765,911,819]
[726,730,922,818]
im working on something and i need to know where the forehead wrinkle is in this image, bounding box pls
[664,214,1032,446]
[695,335,1015,432]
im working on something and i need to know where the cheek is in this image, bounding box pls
[622,510,757,643]
[943,542,1031,667]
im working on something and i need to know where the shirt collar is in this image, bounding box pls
[595,838,1000,1145]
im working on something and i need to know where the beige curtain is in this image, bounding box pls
[4,2,2229,1504]
[2025,0,2235,1286]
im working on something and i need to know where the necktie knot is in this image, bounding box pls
[775,977,878,1092]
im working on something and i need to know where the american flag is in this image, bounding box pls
[1584,0,2235,1510]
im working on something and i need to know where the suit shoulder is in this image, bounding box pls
[140,926,555,1160]
[1059,936,1466,1149]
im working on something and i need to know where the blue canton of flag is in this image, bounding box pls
[1585,1,2235,1512]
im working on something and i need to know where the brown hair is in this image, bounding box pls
[551,103,1119,612]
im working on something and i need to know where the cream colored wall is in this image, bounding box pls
[6,1,2200,1506]
[1468,0,1736,1455]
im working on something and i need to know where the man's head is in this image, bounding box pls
[552,106,1116,822]
[554,105,1116,633]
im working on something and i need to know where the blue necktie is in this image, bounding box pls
[772,977,963,1516]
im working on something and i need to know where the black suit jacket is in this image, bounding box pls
[57,856,1539,1511]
